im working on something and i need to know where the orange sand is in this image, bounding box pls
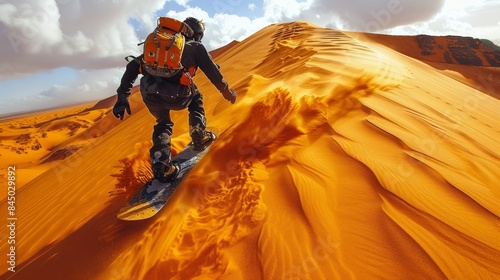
[1,22,499,279]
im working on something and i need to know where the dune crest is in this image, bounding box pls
[1,21,499,280]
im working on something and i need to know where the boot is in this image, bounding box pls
[152,161,179,183]
[191,126,216,151]
[151,149,178,183]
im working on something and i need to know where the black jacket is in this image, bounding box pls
[117,40,230,100]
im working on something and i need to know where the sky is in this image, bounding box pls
[0,0,499,116]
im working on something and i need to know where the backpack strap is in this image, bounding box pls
[185,71,196,96]
[164,32,181,68]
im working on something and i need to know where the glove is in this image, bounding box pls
[113,95,131,120]
[222,88,236,104]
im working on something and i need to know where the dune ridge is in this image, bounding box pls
[1,21,499,280]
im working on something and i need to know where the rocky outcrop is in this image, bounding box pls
[42,145,81,163]
[416,35,500,66]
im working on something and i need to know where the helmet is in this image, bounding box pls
[184,17,205,42]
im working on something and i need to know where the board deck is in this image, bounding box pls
[117,143,210,221]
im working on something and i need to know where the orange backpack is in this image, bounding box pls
[141,17,195,86]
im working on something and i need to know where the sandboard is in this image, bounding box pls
[117,142,211,221]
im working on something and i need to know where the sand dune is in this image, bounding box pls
[349,32,500,99]
[1,21,499,279]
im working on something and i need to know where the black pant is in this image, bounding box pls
[141,89,206,164]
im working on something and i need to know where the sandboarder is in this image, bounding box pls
[113,17,237,182]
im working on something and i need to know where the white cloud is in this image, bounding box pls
[207,14,262,49]
[173,0,191,7]
[249,3,256,11]
[166,5,210,22]
[165,6,269,50]
[0,0,167,79]
[0,67,124,115]
[0,65,126,116]
[1,0,63,54]
[385,0,500,45]
[294,0,446,32]
[263,0,314,22]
